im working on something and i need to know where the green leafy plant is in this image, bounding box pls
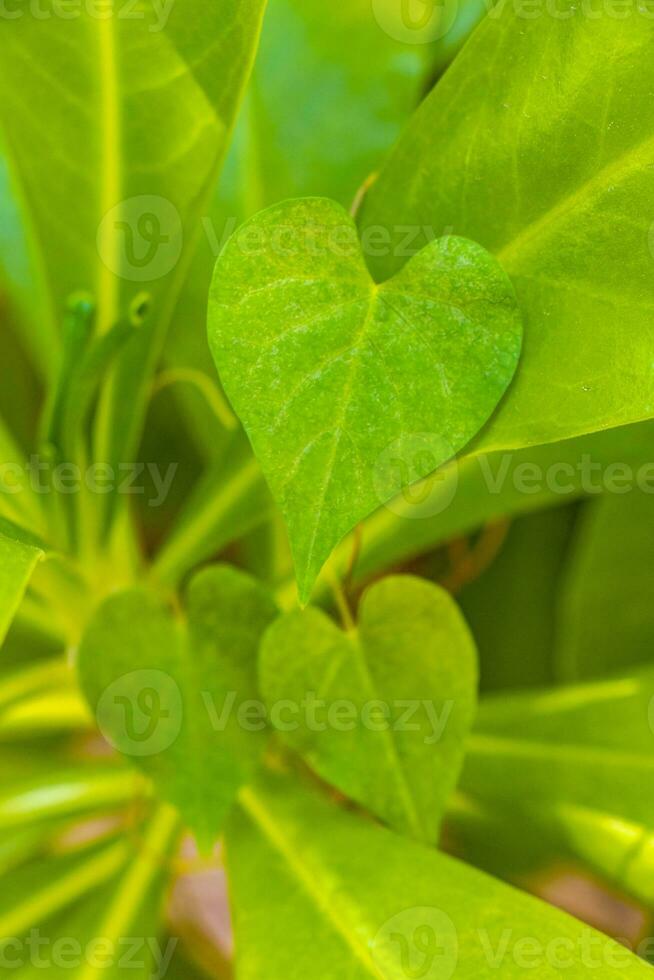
[1,0,654,976]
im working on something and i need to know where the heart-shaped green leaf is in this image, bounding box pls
[208,197,522,601]
[78,564,278,851]
[260,576,478,843]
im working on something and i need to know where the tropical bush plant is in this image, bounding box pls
[1,0,654,976]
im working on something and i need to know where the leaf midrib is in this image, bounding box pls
[300,287,379,592]
[351,631,426,840]
[239,785,387,980]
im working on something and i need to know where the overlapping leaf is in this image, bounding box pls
[209,197,522,599]
[362,5,654,451]
[78,565,277,850]
[226,771,653,978]
[260,576,477,842]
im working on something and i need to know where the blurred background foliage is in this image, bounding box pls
[0,0,653,972]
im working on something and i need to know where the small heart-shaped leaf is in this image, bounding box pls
[208,197,522,601]
[78,564,278,851]
[259,575,478,842]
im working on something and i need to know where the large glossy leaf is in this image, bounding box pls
[78,564,278,850]
[226,771,653,978]
[361,6,654,452]
[0,530,42,649]
[209,197,522,600]
[556,490,654,681]
[0,0,266,473]
[260,576,477,843]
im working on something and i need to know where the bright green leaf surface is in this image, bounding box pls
[226,771,653,978]
[0,530,42,649]
[274,406,654,602]
[260,576,477,842]
[556,490,654,681]
[278,414,654,609]
[361,5,654,451]
[209,197,522,600]
[78,565,277,850]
